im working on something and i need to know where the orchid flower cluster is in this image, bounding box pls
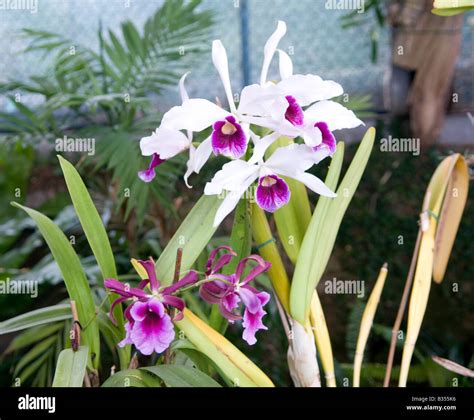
[104,248,271,355]
[138,21,363,227]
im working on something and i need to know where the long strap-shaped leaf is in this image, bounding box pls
[432,0,474,16]
[0,304,71,335]
[291,128,375,324]
[398,153,468,386]
[175,309,274,387]
[309,292,336,387]
[353,263,388,387]
[143,365,221,387]
[58,156,129,369]
[271,137,312,264]
[58,156,117,279]
[11,202,100,369]
[52,346,89,387]
[432,155,469,283]
[251,204,291,312]
[155,195,220,285]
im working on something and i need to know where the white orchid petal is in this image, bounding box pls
[289,172,336,197]
[212,40,236,113]
[240,114,299,139]
[277,74,343,106]
[191,136,213,174]
[204,160,259,195]
[301,124,323,147]
[260,20,287,85]
[139,127,190,159]
[184,145,196,188]
[213,191,242,227]
[161,99,229,132]
[248,132,280,164]
[304,100,364,131]
[212,173,257,227]
[265,143,315,174]
[237,83,279,115]
[183,136,213,188]
[179,72,190,102]
[312,147,332,165]
[278,49,293,80]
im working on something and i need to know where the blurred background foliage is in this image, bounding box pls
[0,0,472,387]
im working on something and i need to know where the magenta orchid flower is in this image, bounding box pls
[204,143,336,226]
[200,247,272,345]
[105,258,197,355]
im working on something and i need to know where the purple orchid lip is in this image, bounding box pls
[284,95,304,126]
[255,174,291,213]
[211,115,248,158]
[104,256,199,355]
[199,247,271,345]
[120,299,175,355]
[138,153,165,183]
[313,121,336,154]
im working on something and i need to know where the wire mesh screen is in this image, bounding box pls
[0,0,472,112]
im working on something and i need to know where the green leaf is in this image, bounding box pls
[11,202,100,369]
[291,128,375,323]
[58,156,129,369]
[0,304,71,335]
[271,138,312,263]
[101,369,162,387]
[432,0,474,15]
[14,336,58,376]
[155,195,221,285]
[224,198,252,273]
[58,155,117,279]
[5,323,63,353]
[143,365,221,387]
[432,6,473,15]
[52,346,89,387]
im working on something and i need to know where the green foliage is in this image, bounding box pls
[11,203,100,369]
[0,305,71,335]
[102,364,221,388]
[155,195,221,285]
[0,0,213,219]
[52,346,89,387]
[291,128,375,324]
[142,365,221,387]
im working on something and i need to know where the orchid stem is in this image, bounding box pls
[383,204,426,387]
[251,203,291,313]
[70,300,81,352]
[165,248,183,364]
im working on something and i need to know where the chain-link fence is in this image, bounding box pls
[0,0,472,112]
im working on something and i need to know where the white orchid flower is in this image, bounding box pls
[237,22,364,159]
[155,40,261,164]
[204,143,336,227]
